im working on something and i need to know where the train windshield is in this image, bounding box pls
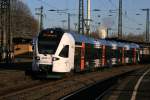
[38,28,64,54]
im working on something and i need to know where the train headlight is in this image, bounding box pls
[52,57,59,61]
[35,56,40,60]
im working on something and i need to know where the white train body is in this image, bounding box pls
[32,28,140,77]
[52,33,75,72]
[32,28,75,73]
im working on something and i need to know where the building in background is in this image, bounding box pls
[13,38,32,63]
[98,27,107,39]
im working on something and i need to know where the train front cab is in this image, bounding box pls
[52,33,75,74]
[31,29,75,78]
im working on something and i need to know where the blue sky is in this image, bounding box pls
[23,0,150,35]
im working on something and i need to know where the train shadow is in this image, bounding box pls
[0,62,32,71]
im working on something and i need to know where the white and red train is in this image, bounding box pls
[31,28,149,78]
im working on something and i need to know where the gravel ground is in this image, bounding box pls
[0,64,146,100]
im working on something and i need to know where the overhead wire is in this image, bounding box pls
[108,0,144,33]
[37,0,59,10]
[36,0,144,33]
[108,0,118,10]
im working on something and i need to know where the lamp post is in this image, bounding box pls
[141,9,150,42]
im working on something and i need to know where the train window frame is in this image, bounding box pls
[94,48,101,59]
[111,49,117,58]
[15,48,21,51]
[59,45,69,58]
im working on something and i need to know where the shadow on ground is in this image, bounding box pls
[0,62,32,71]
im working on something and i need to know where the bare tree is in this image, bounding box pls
[124,33,145,42]
[11,0,38,38]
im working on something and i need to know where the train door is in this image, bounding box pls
[118,48,121,64]
[136,49,140,63]
[85,43,90,71]
[129,49,133,64]
[99,45,102,67]
[111,46,117,65]
[102,45,106,67]
[80,42,85,71]
[90,43,95,70]
[106,46,111,66]
[133,48,136,64]
[74,44,81,72]
[52,45,73,72]
[122,48,125,64]
[94,46,101,68]
[74,42,85,72]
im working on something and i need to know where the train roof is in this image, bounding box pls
[105,37,150,48]
[70,32,140,48]
[69,32,139,48]
[70,32,112,46]
[70,32,95,44]
[36,28,150,48]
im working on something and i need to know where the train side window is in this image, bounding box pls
[15,48,20,50]
[32,46,34,50]
[59,45,69,58]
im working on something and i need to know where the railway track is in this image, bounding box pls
[0,77,84,100]
[102,65,150,100]
[0,79,56,100]
[60,69,136,100]
[0,80,49,98]
[0,64,147,100]
[60,65,149,100]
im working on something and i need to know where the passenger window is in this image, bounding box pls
[59,45,69,58]
[32,46,34,50]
